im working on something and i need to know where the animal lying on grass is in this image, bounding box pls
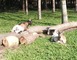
[11,19,32,34]
[51,30,66,44]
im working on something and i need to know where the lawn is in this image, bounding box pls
[0,9,77,60]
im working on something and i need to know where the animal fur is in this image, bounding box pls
[11,19,32,34]
[51,31,66,44]
[51,30,60,42]
[57,33,66,44]
[11,25,24,34]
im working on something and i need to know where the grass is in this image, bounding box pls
[0,9,77,60]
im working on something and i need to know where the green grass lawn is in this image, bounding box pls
[0,9,77,60]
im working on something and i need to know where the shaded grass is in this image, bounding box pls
[0,9,77,60]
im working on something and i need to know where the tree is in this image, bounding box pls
[42,0,48,10]
[61,0,68,23]
[38,0,41,19]
[22,0,25,12]
[52,0,55,12]
[76,0,77,11]
[26,0,28,15]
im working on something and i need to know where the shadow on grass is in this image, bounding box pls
[68,16,77,19]
[33,21,57,26]
[0,16,27,23]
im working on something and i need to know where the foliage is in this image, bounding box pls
[0,9,77,60]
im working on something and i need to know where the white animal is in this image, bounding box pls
[51,30,59,42]
[11,25,24,34]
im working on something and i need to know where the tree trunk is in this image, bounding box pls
[0,32,39,46]
[0,32,19,46]
[3,36,19,47]
[42,0,48,9]
[45,0,48,10]
[61,0,68,23]
[27,26,49,33]
[38,0,42,19]
[52,0,55,12]
[19,32,39,45]
[49,22,77,34]
[26,0,28,15]
[22,0,25,12]
[76,0,77,11]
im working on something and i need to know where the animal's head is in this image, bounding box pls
[19,19,32,26]
[26,19,32,25]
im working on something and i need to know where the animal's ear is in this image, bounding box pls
[28,19,32,25]
[29,19,32,22]
[26,19,32,22]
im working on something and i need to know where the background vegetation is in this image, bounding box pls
[0,9,77,60]
[0,0,76,12]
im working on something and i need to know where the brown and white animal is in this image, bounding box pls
[51,30,66,44]
[11,19,32,34]
[57,33,66,44]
